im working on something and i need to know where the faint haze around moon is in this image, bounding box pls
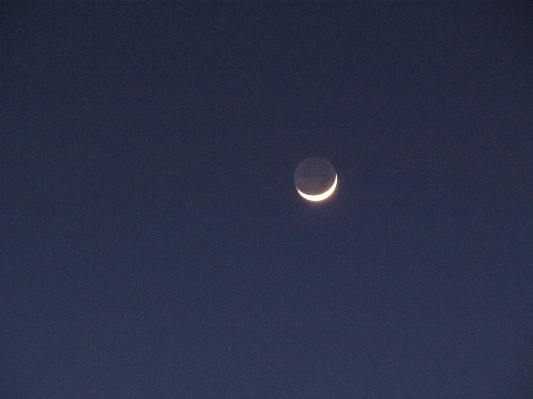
[294,157,337,201]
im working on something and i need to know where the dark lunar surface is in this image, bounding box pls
[294,157,337,196]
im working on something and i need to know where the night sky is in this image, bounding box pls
[2,3,533,398]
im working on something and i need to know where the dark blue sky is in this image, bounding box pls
[2,3,533,398]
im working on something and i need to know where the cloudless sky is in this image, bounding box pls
[2,3,533,398]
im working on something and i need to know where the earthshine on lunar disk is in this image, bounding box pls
[294,157,337,202]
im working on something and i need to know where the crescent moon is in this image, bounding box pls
[297,174,337,201]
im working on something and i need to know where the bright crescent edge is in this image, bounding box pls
[297,174,337,202]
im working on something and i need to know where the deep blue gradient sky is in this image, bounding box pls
[2,3,533,398]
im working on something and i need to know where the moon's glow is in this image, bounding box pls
[297,174,337,201]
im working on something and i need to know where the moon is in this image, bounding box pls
[294,157,337,202]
